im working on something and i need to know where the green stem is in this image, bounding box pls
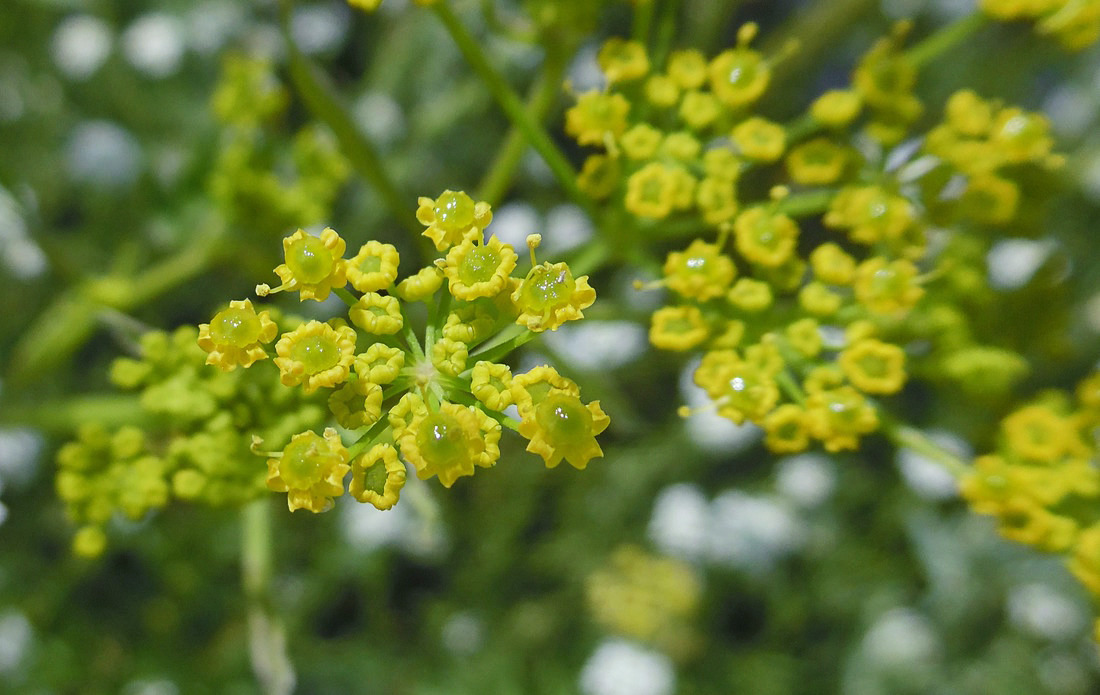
[0,395,147,434]
[649,0,681,70]
[241,499,296,695]
[348,415,393,458]
[399,303,426,361]
[776,188,838,218]
[632,0,655,43]
[276,0,422,241]
[763,0,876,87]
[335,287,359,308]
[468,326,538,364]
[431,2,592,215]
[880,416,969,479]
[905,12,988,70]
[775,369,806,407]
[476,45,570,206]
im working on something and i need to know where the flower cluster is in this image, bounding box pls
[980,0,1100,50]
[960,372,1100,636]
[55,326,325,556]
[199,191,607,513]
[570,29,1065,456]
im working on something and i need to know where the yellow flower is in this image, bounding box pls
[431,337,468,376]
[810,89,862,127]
[273,320,356,394]
[824,185,915,245]
[354,343,405,384]
[693,350,779,424]
[763,404,811,453]
[663,239,736,301]
[512,261,597,332]
[1003,404,1084,463]
[708,29,769,108]
[388,392,428,442]
[197,299,278,371]
[661,131,702,161]
[731,117,786,162]
[839,338,907,395]
[695,176,738,226]
[727,277,773,312]
[625,162,678,219]
[416,190,493,252]
[349,292,404,335]
[346,240,400,293]
[349,443,407,510]
[442,234,518,300]
[650,305,709,351]
[598,38,650,83]
[266,228,347,301]
[805,385,879,452]
[679,90,721,129]
[798,282,843,317]
[328,378,383,429]
[785,138,849,185]
[395,265,444,301]
[733,207,799,267]
[577,154,621,199]
[703,148,742,181]
[398,401,501,487]
[667,49,708,89]
[644,74,680,107]
[620,124,663,160]
[565,91,631,147]
[517,387,610,470]
[512,365,579,410]
[959,174,1019,225]
[468,361,514,411]
[266,428,350,513]
[853,257,924,315]
[785,318,822,358]
[809,242,856,285]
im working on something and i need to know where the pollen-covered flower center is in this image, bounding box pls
[281,436,325,489]
[522,265,576,310]
[433,192,475,233]
[286,235,336,284]
[292,335,340,374]
[459,245,502,286]
[535,393,591,444]
[209,307,261,346]
[416,413,470,468]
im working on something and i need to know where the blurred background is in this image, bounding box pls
[2,0,1100,693]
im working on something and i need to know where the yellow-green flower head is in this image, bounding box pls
[416,190,493,252]
[650,305,709,351]
[733,207,799,267]
[388,392,428,442]
[268,228,348,302]
[442,234,518,300]
[945,89,993,137]
[989,106,1057,165]
[578,154,621,200]
[996,498,1078,551]
[620,124,664,160]
[266,427,350,513]
[852,29,922,125]
[512,262,596,332]
[695,177,738,226]
[1002,404,1086,463]
[431,337,469,376]
[708,39,769,109]
[839,338,907,395]
[518,387,610,470]
[810,89,862,127]
[667,49,708,89]
[785,317,822,358]
[598,38,650,83]
[355,343,405,385]
[804,385,879,452]
[565,91,631,147]
[763,404,811,453]
[786,138,849,185]
[644,74,681,108]
[731,117,786,162]
[399,401,501,488]
[959,174,1020,225]
[349,292,404,335]
[625,162,679,219]
[727,277,773,312]
[824,185,915,245]
[679,90,721,130]
[349,443,406,510]
[197,299,279,371]
[703,148,742,181]
[328,378,383,429]
[798,281,843,317]
[809,242,856,285]
[854,257,924,315]
[273,320,356,394]
[663,239,736,301]
[396,265,444,302]
[661,132,703,161]
[512,364,580,412]
[694,349,780,424]
[346,241,400,293]
[470,361,514,411]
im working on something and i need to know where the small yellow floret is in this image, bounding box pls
[349,292,404,335]
[416,190,493,252]
[349,443,406,510]
[197,298,278,371]
[273,320,356,394]
[346,240,400,293]
[398,401,501,488]
[442,235,518,300]
[270,228,348,301]
[512,262,597,332]
[266,428,350,513]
